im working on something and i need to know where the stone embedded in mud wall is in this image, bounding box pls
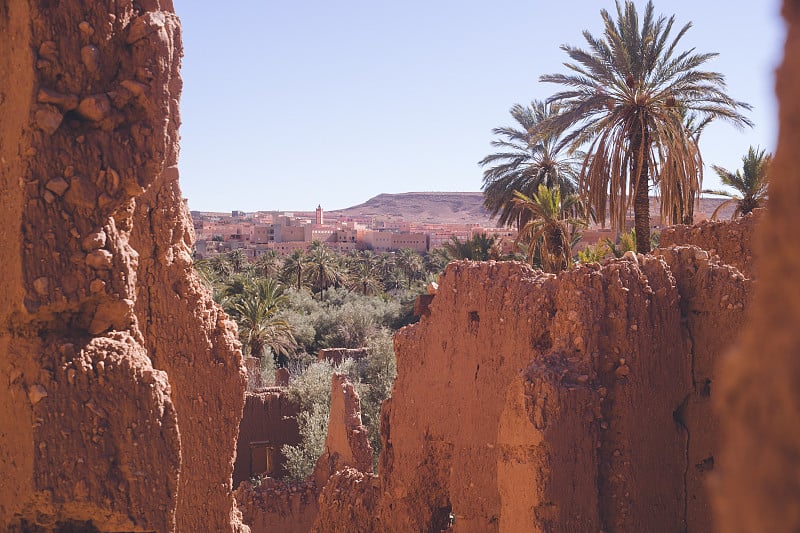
[712,2,800,531]
[309,249,752,533]
[312,374,373,489]
[234,479,319,533]
[311,468,380,533]
[0,1,247,531]
[660,210,761,279]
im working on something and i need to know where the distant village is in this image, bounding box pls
[191,198,729,260]
[192,205,517,259]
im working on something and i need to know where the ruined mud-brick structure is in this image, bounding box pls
[236,373,373,533]
[234,390,301,486]
[305,249,752,533]
[0,1,248,531]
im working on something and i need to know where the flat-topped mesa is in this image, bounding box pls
[308,247,751,532]
[0,1,247,531]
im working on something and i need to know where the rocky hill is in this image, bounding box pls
[328,192,495,225]
[327,192,733,226]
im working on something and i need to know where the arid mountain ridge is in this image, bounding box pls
[325,191,733,225]
[328,192,493,225]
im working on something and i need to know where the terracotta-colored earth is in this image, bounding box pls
[0,1,247,531]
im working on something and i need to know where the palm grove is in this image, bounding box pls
[481,0,768,264]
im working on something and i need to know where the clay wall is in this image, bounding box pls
[0,2,247,531]
[712,2,800,530]
[237,374,372,533]
[234,390,301,487]
[660,210,761,278]
[308,251,752,532]
[235,480,319,533]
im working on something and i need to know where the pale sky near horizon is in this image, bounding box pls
[173,0,785,213]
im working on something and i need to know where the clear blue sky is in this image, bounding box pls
[173,0,784,213]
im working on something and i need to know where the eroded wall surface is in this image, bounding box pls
[381,257,749,533]
[308,251,751,533]
[237,374,374,533]
[660,210,761,278]
[0,2,247,531]
[713,2,800,531]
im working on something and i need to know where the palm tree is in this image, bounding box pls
[206,254,233,278]
[540,0,752,253]
[255,250,281,279]
[229,278,297,365]
[480,100,582,228]
[513,185,588,273]
[281,249,307,291]
[604,229,638,258]
[703,146,771,219]
[395,248,424,286]
[441,233,499,261]
[227,249,249,274]
[347,255,383,296]
[305,242,347,293]
[664,111,712,224]
[425,247,452,274]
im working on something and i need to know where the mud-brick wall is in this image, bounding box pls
[234,390,301,486]
[0,2,248,531]
[713,2,800,531]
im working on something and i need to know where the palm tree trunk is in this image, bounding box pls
[634,168,651,253]
[632,130,651,254]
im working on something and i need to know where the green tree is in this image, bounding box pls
[441,233,498,261]
[425,247,452,274]
[480,100,581,228]
[281,249,307,291]
[305,242,347,293]
[513,185,588,273]
[540,0,751,253]
[704,146,771,219]
[604,229,638,258]
[395,248,424,286]
[255,250,281,279]
[227,248,249,274]
[207,253,233,278]
[346,258,383,296]
[229,278,297,365]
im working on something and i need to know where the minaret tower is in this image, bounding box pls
[315,204,323,225]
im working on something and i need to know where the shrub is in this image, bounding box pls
[281,359,360,481]
[356,329,397,471]
[282,402,329,481]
